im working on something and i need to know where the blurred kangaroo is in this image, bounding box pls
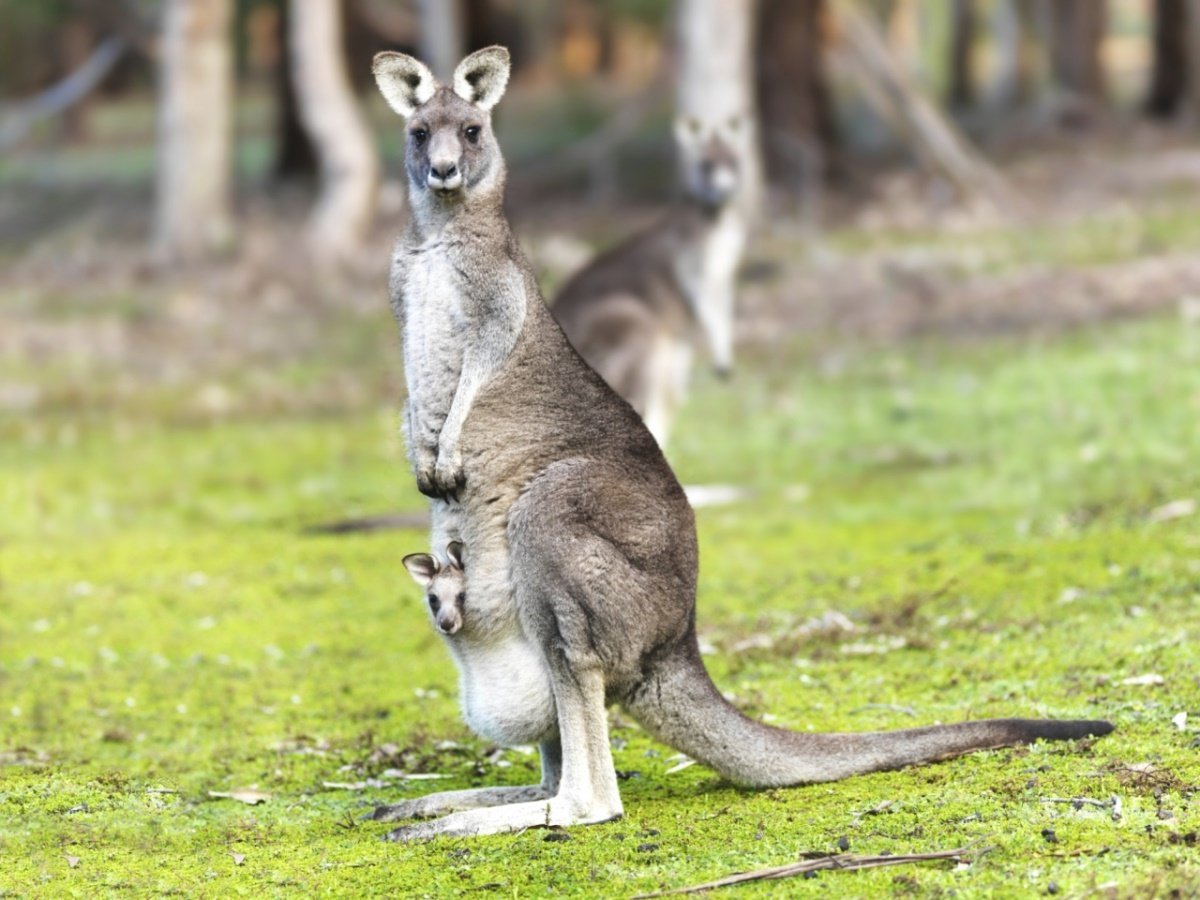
[551,115,747,448]
[368,45,1112,842]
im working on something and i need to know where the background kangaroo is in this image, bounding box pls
[370,45,1112,842]
[551,115,747,449]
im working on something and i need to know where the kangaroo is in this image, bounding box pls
[400,541,558,807]
[368,45,1112,842]
[551,115,747,448]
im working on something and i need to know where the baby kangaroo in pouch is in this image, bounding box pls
[370,45,1113,842]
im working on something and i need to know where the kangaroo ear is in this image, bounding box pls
[402,553,439,587]
[453,46,510,111]
[445,541,465,571]
[373,51,437,118]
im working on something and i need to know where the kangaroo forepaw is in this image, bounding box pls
[432,460,466,501]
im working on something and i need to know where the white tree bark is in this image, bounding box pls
[154,0,234,262]
[289,0,380,265]
[676,0,763,220]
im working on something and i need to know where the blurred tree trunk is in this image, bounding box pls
[290,0,380,265]
[417,0,464,80]
[464,0,524,67]
[947,0,977,109]
[677,0,763,219]
[154,0,235,262]
[1145,0,1188,117]
[755,0,838,195]
[1188,0,1200,121]
[59,19,95,141]
[990,0,1041,108]
[274,0,317,181]
[1047,0,1107,103]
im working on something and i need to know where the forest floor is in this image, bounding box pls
[3,127,1200,896]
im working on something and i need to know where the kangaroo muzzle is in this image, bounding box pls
[428,133,464,191]
[436,608,463,635]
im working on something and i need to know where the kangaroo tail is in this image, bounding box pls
[623,641,1113,787]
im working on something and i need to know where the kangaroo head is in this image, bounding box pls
[674,115,743,212]
[402,542,466,636]
[373,46,510,209]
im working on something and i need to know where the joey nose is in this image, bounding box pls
[431,161,458,180]
[437,610,462,635]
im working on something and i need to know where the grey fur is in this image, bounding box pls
[552,116,747,448]
[370,47,1113,842]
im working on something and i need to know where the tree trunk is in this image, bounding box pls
[417,0,464,81]
[676,0,764,220]
[274,0,317,181]
[1047,0,1107,103]
[289,0,380,265]
[989,0,1041,108]
[59,19,95,141]
[755,0,838,195]
[1187,0,1200,122]
[947,0,977,109]
[154,0,235,262]
[1145,0,1188,117]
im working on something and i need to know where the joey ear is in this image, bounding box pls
[402,552,439,587]
[452,46,510,111]
[373,51,437,118]
[445,541,465,571]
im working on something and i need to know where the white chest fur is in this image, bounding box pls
[699,209,745,295]
[450,632,557,746]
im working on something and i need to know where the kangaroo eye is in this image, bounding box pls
[464,126,481,145]
[427,594,440,612]
[410,128,429,145]
[456,592,466,605]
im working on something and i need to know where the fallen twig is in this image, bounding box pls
[632,845,986,898]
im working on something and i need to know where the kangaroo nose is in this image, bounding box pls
[431,161,458,180]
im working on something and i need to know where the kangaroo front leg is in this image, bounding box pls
[370,739,561,822]
[383,666,620,841]
[404,397,441,498]
[431,288,525,499]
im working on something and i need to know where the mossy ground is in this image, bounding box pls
[3,308,1199,897]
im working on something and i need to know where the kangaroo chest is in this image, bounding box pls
[674,209,744,310]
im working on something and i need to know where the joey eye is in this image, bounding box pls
[427,594,440,612]
[464,126,481,145]
[410,128,429,145]
[456,592,466,605]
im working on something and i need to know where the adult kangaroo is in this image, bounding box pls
[369,46,1112,842]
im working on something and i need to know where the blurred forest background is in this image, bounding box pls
[5,4,1200,894]
[4,0,1200,424]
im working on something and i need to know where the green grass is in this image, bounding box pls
[826,199,1200,275]
[2,313,1199,897]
